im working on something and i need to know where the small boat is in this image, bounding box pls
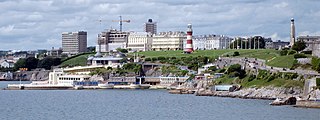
[98,83,114,89]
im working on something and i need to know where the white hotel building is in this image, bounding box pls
[192,35,231,50]
[152,31,186,51]
[127,32,153,51]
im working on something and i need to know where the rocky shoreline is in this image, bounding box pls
[196,86,303,100]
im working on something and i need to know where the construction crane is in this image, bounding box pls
[112,16,130,32]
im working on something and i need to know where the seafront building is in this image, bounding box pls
[62,31,87,55]
[96,29,129,52]
[152,31,186,51]
[127,32,153,51]
[297,35,320,51]
[192,35,231,50]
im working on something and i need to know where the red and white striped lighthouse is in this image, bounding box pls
[184,24,193,53]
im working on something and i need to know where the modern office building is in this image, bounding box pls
[96,29,129,52]
[152,31,186,51]
[144,19,157,35]
[62,31,87,54]
[127,32,153,51]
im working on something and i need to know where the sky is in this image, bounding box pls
[1,0,320,50]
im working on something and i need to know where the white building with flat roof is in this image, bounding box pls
[127,32,153,51]
[192,35,231,50]
[152,31,186,51]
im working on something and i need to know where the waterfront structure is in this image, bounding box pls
[96,29,129,52]
[144,19,157,35]
[62,31,87,54]
[87,55,123,68]
[184,24,194,53]
[152,31,186,51]
[127,32,153,51]
[290,18,296,47]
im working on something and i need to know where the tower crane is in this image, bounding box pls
[112,16,130,32]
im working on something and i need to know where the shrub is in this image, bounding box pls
[145,58,151,61]
[151,57,158,61]
[294,53,307,59]
[233,51,240,56]
[288,50,297,55]
[280,50,288,56]
[157,56,166,61]
[216,68,226,73]
[248,74,256,82]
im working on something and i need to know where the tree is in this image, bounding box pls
[37,57,60,70]
[25,57,39,70]
[14,58,26,71]
[292,40,307,52]
[116,48,128,53]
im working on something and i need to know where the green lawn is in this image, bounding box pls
[137,49,279,60]
[266,55,295,68]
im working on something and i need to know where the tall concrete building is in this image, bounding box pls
[290,18,296,47]
[96,29,129,52]
[144,19,157,35]
[62,31,87,54]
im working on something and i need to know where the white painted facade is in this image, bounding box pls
[127,32,153,51]
[152,31,186,51]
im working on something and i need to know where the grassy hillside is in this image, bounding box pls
[137,49,296,68]
[61,53,95,67]
[137,49,279,60]
[61,49,298,68]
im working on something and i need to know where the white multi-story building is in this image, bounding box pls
[192,35,206,50]
[62,31,87,54]
[127,32,153,51]
[192,35,231,50]
[152,31,186,51]
[205,35,231,50]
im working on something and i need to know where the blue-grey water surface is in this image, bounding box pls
[0,81,319,120]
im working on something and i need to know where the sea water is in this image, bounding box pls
[0,81,319,120]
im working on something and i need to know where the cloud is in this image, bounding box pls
[1,0,320,50]
[274,2,289,8]
[26,13,43,21]
[57,16,89,27]
[0,25,15,35]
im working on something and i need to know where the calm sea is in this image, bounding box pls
[0,81,319,120]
